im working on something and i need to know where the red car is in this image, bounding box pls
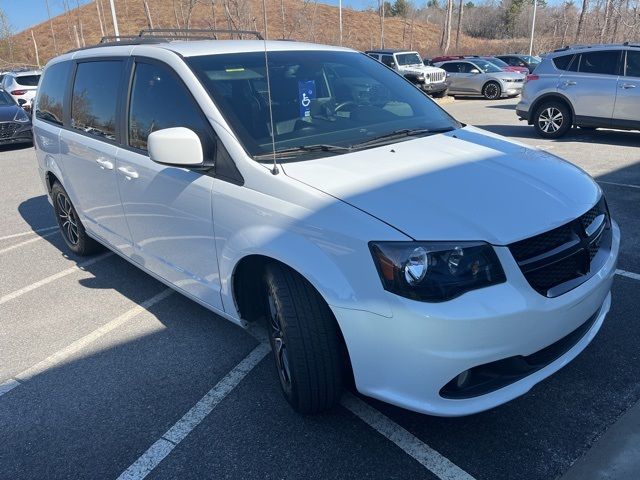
[480,56,529,74]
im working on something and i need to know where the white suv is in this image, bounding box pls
[33,36,619,416]
[2,70,41,109]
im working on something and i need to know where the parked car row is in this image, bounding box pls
[0,69,40,146]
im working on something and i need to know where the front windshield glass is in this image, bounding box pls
[0,90,14,105]
[473,60,503,73]
[484,57,508,68]
[187,50,459,159]
[395,53,422,66]
[522,55,540,65]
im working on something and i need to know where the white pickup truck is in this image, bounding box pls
[366,49,448,97]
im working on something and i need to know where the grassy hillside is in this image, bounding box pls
[7,0,524,67]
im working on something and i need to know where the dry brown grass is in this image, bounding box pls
[8,0,526,66]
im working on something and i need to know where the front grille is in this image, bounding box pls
[0,122,19,139]
[428,71,446,83]
[509,197,611,297]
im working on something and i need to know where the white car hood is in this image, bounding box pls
[281,126,601,245]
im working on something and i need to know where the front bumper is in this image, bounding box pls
[333,221,620,416]
[421,82,448,93]
[502,83,523,97]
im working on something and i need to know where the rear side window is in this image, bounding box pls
[36,62,71,126]
[127,61,215,161]
[625,50,640,77]
[381,55,395,67]
[577,50,620,75]
[16,75,41,86]
[71,61,123,140]
[553,54,575,71]
[441,63,458,73]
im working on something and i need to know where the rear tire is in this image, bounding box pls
[263,263,343,414]
[51,182,103,256]
[533,100,572,138]
[482,81,501,100]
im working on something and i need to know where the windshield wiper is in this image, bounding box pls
[351,127,454,148]
[253,144,351,160]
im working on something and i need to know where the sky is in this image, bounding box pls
[2,0,92,33]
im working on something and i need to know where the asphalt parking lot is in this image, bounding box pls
[1,97,639,480]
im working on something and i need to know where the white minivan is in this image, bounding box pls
[33,36,619,416]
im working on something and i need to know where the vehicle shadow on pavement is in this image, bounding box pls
[17,195,56,233]
[477,124,640,147]
[0,143,33,154]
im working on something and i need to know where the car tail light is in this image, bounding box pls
[525,74,539,82]
[11,90,27,95]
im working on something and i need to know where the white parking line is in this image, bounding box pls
[0,226,57,241]
[0,230,59,255]
[341,393,476,480]
[0,288,173,398]
[616,269,640,282]
[599,180,640,190]
[117,342,271,480]
[15,288,174,382]
[0,251,113,306]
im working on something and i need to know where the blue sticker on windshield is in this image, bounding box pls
[298,80,315,118]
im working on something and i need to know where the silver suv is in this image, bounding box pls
[434,59,525,100]
[517,43,640,138]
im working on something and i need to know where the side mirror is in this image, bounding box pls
[470,68,481,74]
[148,127,204,167]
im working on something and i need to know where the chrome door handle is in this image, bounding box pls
[563,80,577,86]
[117,166,139,179]
[620,83,637,89]
[95,158,114,170]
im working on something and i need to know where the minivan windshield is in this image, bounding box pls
[187,50,459,159]
[395,52,423,66]
[15,75,40,86]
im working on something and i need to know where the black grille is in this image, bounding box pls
[0,122,19,139]
[509,197,611,297]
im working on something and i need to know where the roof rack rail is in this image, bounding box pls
[96,28,264,46]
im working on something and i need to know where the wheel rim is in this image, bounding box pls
[538,107,563,133]
[267,292,292,392]
[56,192,79,245]
[485,83,499,99]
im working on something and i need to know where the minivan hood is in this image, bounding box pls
[281,126,601,244]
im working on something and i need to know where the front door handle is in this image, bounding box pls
[117,166,139,179]
[620,83,637,89]
[95,158,114,170]
[562,80,577,87]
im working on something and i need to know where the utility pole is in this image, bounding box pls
[529,0,537,56]
[109,0,120,37]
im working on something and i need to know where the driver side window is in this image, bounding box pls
[128,61,216,162]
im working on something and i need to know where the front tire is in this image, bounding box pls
[430,88,448,98]
[533,100,572,138]
[51,182,103,256]
[482,81,501,100]
[263,263,343,414]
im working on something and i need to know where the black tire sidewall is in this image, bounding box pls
[534,101,572,138]
[51,182,98,256]
[483,81,501,100]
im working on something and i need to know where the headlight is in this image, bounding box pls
[369,241,506,302]
[14,108,30,123]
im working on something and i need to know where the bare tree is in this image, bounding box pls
[441,0,453,53]
[44,0,58,54]
[455,0,464,49]
[600,0,613,42]
[0,8,13,62]
[144,0,155,29]
[96,0,106,37]
[379,0,386,48]
[575,0,589,40]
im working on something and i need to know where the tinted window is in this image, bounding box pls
[625,50,640,77]
[459,62,476,73]
[128,62,215,160]
[441,63,458,73]
[16,75,41,86]
[381,55,395,67]
[36,62,71,126]
[553,54,575,71]
[0,90,14,105]
[71,61,123,140]
[578,50,620,75]
[188,50,459,158]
